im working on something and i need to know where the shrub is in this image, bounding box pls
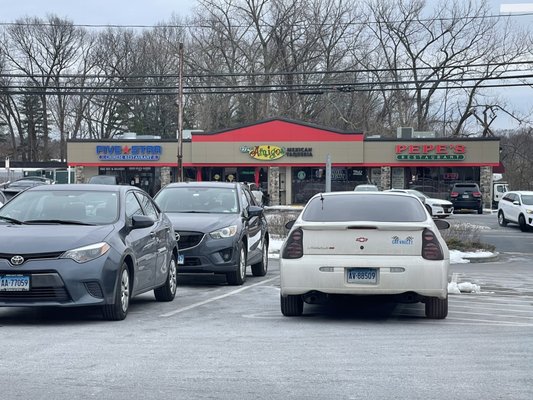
[441,222,495,252]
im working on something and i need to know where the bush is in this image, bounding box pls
[441,222,495,252]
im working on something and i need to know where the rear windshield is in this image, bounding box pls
[302,193,427,222]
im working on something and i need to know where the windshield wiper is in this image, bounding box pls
[0,215,24,225]
[24,219,96,226]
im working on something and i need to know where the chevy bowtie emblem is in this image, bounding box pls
[356,237,368,243]
[10,255,25,266]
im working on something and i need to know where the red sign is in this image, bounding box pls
[395,144,466,155]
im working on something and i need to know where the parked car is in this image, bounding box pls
[354,184,379,191]
[18,176,55,184]
[0,184,178,321]
[497,190,533,232]
[449,182,483,214]
[387,189,453,218]
[280,191,450,319]
[88,175,120,185]
[1,179,50,201]
[153,181,269,285]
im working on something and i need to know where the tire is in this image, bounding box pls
[251,239,268,277]
[102,262,130,321]
[154,254,177,302]
[498,211,508,227]
[280,294,304,316]
[519,215,529,232]
[226,244,247,285]
[477,206,483,215]
[425,296,448,319]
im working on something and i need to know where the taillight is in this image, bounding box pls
[450,191,459,198]
[282,228,303,259]
[472,191,482,197]
[422,228,444,260]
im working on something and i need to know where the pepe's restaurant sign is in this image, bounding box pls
[395,144,466,161]
[96,145,162,161]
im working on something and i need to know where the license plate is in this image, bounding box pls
[0,275,30,291]
[347,268,378,284]
[178,254,184,265]
[462,194,469,199]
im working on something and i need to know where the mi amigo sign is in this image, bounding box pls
[240,145,286,160]
[395,144,466,161]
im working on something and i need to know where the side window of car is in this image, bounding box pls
[136,192,159,219]
[240,189,250,211]
[125,192,144,219]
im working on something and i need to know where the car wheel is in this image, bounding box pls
[154,254,177,302]
[519,215,529,232]
[425,296,448,319]
[102,262,130,321]
[498,211,508,227]
[226,244,247,285]
[251,239,268,277]
[280,294,304,316]
[477,206,483,215]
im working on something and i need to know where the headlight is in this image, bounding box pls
[61,242,110,263]
[526,209,533,214]
[210,225,238,239]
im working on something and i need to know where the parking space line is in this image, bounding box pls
[160,276,279,317]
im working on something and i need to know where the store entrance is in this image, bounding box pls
[98,167,160,196]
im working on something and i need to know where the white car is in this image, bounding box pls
[354,184,379,191]
[387,189,453,218]
[280,191,450,319]
[497,190,533,232]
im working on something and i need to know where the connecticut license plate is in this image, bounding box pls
[178,254,185,265]
[347,268,378,284]
[0,275,30,291]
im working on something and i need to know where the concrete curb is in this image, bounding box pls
[461,252,500,263]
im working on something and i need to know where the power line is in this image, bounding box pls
[0,60,532,80]
[0,11,532,29]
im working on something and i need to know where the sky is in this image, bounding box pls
[0,0,531,130]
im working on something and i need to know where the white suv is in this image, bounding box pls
[497,191,533,232]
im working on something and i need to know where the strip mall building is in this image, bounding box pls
[67,118,502,206]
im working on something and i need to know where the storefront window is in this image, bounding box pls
[407,166,481,200]
[292,167,369,204]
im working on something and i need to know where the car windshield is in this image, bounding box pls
[0,190,119,225]
[155,187,239,214]
[6,180,41,188]
[302,193,427,222]
[354,185,378,191]
[521,195,533,205]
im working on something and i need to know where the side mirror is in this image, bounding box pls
[285,220,295,230]
[131,214,155,229]
[434,219,450,230]
[247,205,263,218]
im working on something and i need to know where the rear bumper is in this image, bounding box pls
[280,255,449,299]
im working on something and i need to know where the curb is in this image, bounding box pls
[461,252,500,263]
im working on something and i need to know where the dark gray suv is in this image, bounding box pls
[154,182,269,285]
[450,183,483,214]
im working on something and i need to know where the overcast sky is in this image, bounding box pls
[0,0,531,130]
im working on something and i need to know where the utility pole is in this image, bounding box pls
[177,42,184,182]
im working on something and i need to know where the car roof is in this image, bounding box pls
[508,190,533,195]
[163,181,239,189]
[26,183,135,193]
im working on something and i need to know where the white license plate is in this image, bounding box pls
[462,194,469,198]
[347,268,378,284]
[0,275,30,291]
[178,254,184,265]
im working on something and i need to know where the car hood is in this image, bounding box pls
[0,224,115,254]
[166,212,240,233]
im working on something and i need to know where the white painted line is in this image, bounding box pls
[160,276,279,317]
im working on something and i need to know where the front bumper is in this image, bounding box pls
[177,234,240,274]
[0,250,122,307]
[280,255,449,299]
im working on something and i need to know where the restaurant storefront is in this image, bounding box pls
[67,118,501,206]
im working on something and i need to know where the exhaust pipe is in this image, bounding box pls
[303,291,328,304]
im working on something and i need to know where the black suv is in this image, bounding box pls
[450,183,483,214]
